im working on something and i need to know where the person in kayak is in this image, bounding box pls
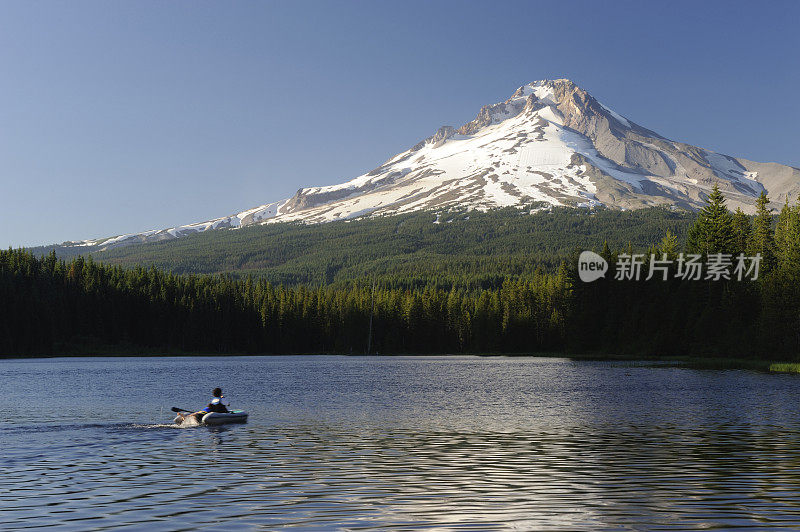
[206,387,229,413]
[175,387,229,424]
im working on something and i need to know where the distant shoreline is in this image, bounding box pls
[3,351,799,374]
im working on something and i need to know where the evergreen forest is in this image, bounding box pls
[4,192,800,359]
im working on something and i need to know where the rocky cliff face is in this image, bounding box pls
[62,79,800,250]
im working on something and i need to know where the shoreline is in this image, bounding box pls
[2,350,799,373]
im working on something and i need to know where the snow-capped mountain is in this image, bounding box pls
[66,79,800,250]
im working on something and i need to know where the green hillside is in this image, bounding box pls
[38,206,697,288]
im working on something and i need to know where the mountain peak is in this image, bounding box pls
[267,79,798,223]
[418,78,624,146]
[58,80,800,251]
[514,78,579,95]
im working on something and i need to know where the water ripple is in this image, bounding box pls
[3,356,800,529]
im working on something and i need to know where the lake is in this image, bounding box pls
[3,355,800,530]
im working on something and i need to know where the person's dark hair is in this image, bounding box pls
[212,387,223,397]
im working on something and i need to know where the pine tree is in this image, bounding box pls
[778,202,800,275]
[658,231,679,260]
[600,240,613,262]
[732,207,751,255]
[686,185,736,255]
[747,191,775,270]
[775,198,791,253]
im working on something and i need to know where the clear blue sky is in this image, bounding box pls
[1,0,798,248]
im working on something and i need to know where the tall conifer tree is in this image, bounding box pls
[686,184,736,255]
[732,207,751,255]
[775,198,791,254]
[747,191,775,270]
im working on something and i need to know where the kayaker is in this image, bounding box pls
[175,387,229,424]
[206,387,229,413]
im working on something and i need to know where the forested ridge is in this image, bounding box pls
[4,197,800,358]
[34,206,696,288]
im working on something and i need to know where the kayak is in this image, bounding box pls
[173,410,248,426]
[202,410,248,425]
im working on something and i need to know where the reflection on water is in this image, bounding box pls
[3,356,800,529]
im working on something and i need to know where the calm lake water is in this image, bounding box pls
[3,355,800,530]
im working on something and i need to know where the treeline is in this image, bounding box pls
[0,250,568,356]
[4,193,800,358]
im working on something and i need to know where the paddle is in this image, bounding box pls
[171,407,194,413]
